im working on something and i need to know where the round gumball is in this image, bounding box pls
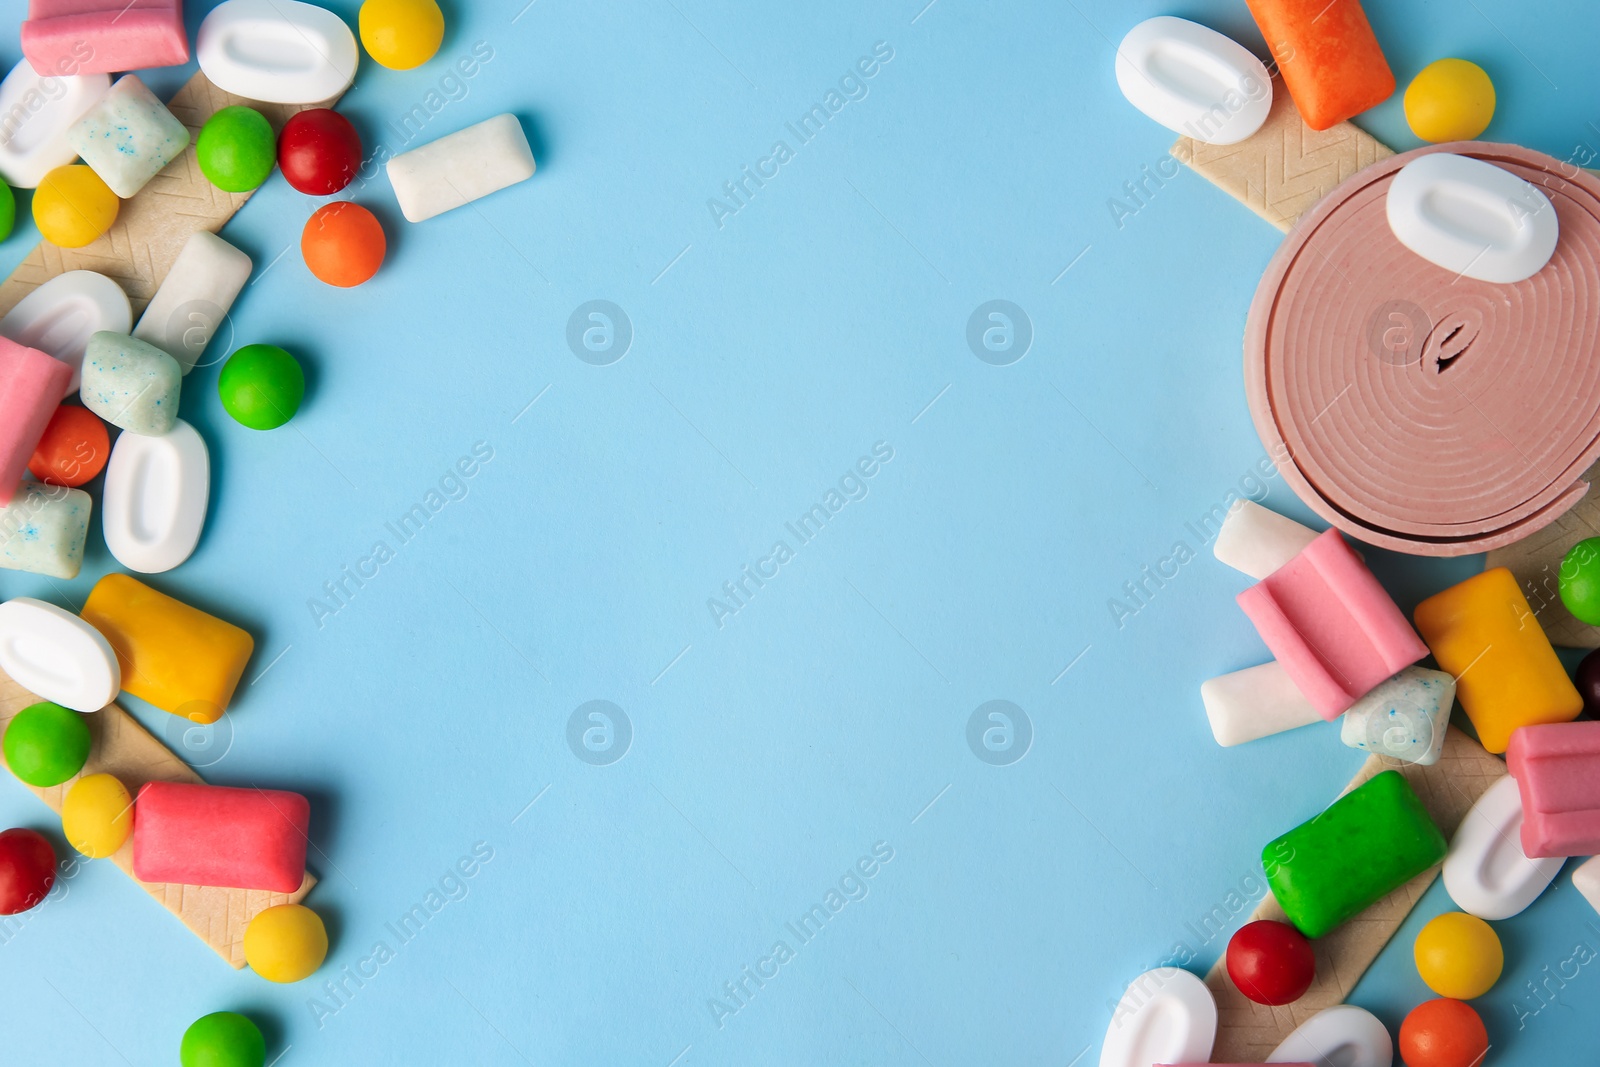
[180,1012,266,1067]
[302,202,385,287]
[1579,648,1600,717]
[1225,919,1316,1005]
[360,0,445,70]
[1560,536,1600,624]
[277,109,362,195]
[245,904,329,982]
[197,106,276,192]
[3,701,91,787]
[1415,912,1503,999]
[62,773,133,859]
[0,179,14,241]
[219,344,305,430]
[33,165,118,248]
[1405,59,1496,143]
[1400,998,1489,1067]
[28,405,110,486]
[0,828,55,915]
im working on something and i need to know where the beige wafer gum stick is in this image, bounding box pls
[1172,76,1393,232]
[0,668,314,968]
[1204,726,1505,1061]
[1485,455,1600,649]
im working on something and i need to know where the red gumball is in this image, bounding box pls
[1226,919,1316,1005]
[1400,998,1489,1067]
[277,108,363,196]
[0,828,56,915]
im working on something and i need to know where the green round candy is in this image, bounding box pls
[3,702,90,787]
[0,180,15,241]
[1561,536,1600,624]
[218,344,305,430]
[196,106,276,193]
[180,1012,266,1067]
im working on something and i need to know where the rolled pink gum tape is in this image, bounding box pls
[1506,721,1600,858]
[22,1,189,75]
[0,336,71,504]
[1236,528,1426,718]
[1245,143,1600,556]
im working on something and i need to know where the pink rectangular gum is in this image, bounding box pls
[1236,528,1427,719]
[132,782,310,893]
[0,337,71,505]
[1506,721,1600,858]
[22,0,188,75]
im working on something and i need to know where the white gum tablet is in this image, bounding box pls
[1201,660,1321,746]
[1115,16,1272,145]
[0,58,109,188]
[197,0,358,105]
[1098,967,1216,1067]
[1443,773,1565,920]
[1267,1005,1393,1067]
[1213,500,1319,580]
[133,231,253,374]
[0,596,119,712]
[1386,153,1558,284]
[0,270,132,396]
[101,419,209,574]
[386,114,536,223]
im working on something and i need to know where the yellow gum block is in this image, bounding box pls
[80,574,253,725]
[1413,567,1580,753]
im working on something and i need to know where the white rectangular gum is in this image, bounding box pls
[0,57,109,188]
[1200,659,1321,746]
[387,114,536,223]
[1212,499,1318,580]
[133,232,252,374]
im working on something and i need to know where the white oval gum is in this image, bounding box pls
[0,597,119,712]
[101,419,210,574]
[1443,773,1565,919]
[1387,152,1559,283]
[1267,1005,1393,1067]
[0,270,132,396]
[1115,16,1272,145]
[0,58,110,189]
[197,0,358,105]
[1098,967,1216,1067]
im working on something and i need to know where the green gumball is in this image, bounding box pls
[3,702,91,787]
[180,1012,266,1067]
[0,179,15,241]
[1561,536,1600,625]
[197,106,276,193]
[219,344,305,430]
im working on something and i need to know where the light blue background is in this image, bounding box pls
[1,0,1598,1063]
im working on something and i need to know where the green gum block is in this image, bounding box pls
[1263,769,1447,939]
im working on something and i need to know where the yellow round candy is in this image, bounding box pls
[244,904,328,983]
[1404,59,1496,142]
[359,0,445,70]
[33,165,119,248]
[61,773,133,859]
[1415,912,1503,999]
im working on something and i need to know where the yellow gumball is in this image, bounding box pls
[244,904,328,983]
[1405,59,1496,142]
[1415,911,1503,999]
[359,0,445,70]
[61,773,133,859]
[33,165,119,248]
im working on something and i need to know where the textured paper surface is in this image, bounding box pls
[1486,457,1600,648]
[1173,78,1394,232]
[1204,727,1504,1061]
[0,669,313,968]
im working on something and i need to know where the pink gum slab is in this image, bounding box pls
[132,781,310,893]
[1236,528,1426,718]
[1507,721,1600,858]
[0,336,71,504]
[22,0,188,76]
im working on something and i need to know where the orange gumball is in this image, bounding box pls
[302,202,386,287]
[28,405,110,487]
[1399,998,1489,1067]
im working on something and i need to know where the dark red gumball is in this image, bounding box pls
[0,828,56,916]
[277,109,363,196]
[1226,919,1315,1005]
[1578,648,1600,717]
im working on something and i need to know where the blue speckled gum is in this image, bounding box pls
[0,480,91,578]
[67,74,190,198]
[80,330,181,436]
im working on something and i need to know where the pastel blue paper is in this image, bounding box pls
[1340,666,1457,766]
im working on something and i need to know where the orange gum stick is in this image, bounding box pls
[1245,0,1395,131]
